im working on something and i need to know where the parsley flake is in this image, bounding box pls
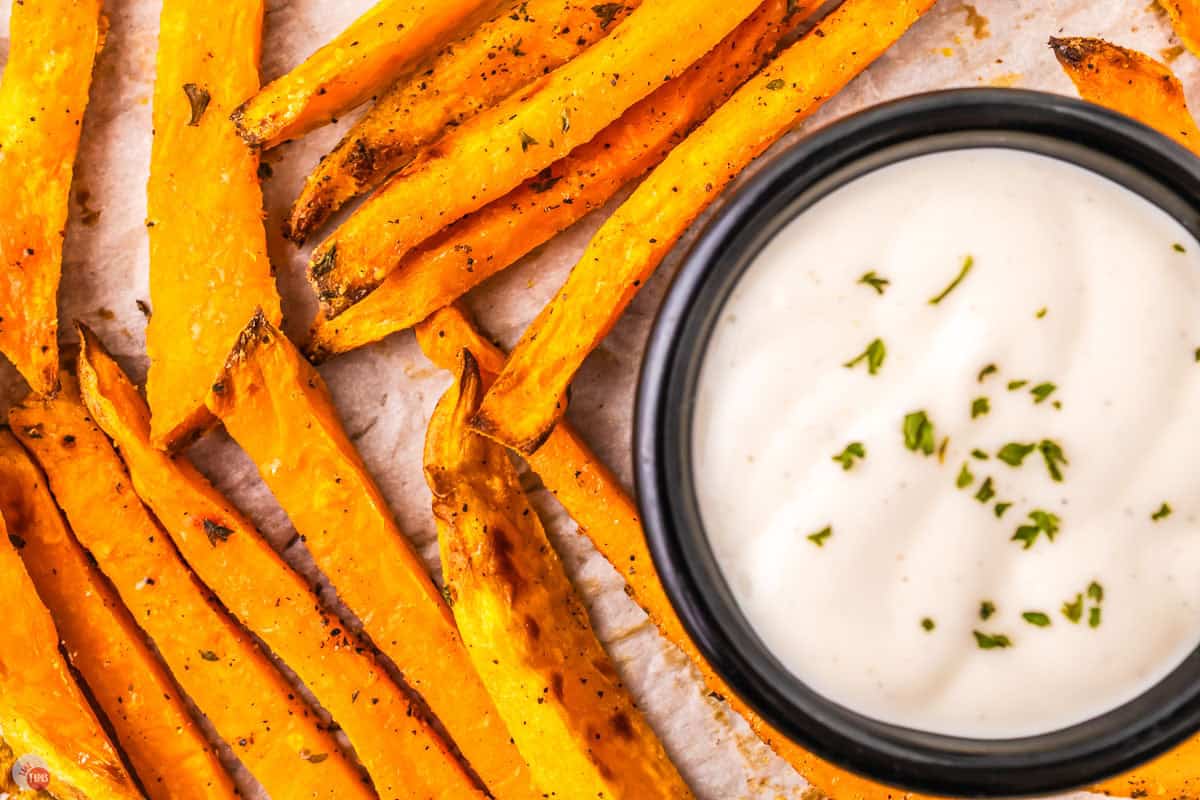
[956,463,975,489]
[997,442,1036,467]
[518,130,538,151]
[807,526,833,547]
[1089,607,1102,628]
[971,397,990,419]
[1174,242,1187,253]
[1152,502,1173,521]
[1030,382,1057,403]
[198,649,220,662]
[857,270,890,295]
[844,338,886,375]
[1087,581,1104,602]
[971,448,990,460]
[1012,509,1060,549]
[973,631,1012,650]
[831,442,866,471]
[980,601,996,621]
[1007,379,1028,391]
[902,411,936,455]
[994,501,1013,518]
[203,519,234,546]
[929,255,975,305]
[1062,594,1084,623]
[1022,611,1051,627]
[921,617,936,632]
[1039,439,1068,482]
[978,363,998,382]
[974,476,996,503]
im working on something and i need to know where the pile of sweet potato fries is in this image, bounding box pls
[1,0,1198,797]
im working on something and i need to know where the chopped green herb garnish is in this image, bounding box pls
[929,254,975,305]
[560,108,571,133]
[994,501,1013,518]
[956,463,974,489]
[1174,242,1187,253]
[1087,581,1104,603]
[857,270,890,295]
[980,601,996,621]
[1062,594,1084,623]
[1194,347,1200,363]
[1012,509,1060,549]
[937,436,949,463]
[997,442,1036,466]
[831,442,866,471]
[1007,379,1028,391]
[1030,382,1057,403]
[978,363,998,382]
[1022,611,1052,627]
[971,397,990,419]
[1039,439,1068,482]
[974,476,996,503]
[971,448,990,460]
[1152,502,1173,521]
[921,617,936,632]
[198,649,219,662]
[1089,607,1102,628]
[765,78,785,90]
[844,338,886,375]
[518,130,538,151]
[902,411,936,455]
[807,526,833,547]
[973,631,1012,649]
[300,750,330,764]
[1035,307,1048,319]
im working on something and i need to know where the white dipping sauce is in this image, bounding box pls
[693,148,1200,739]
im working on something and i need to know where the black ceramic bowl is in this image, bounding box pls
[635,88,1200,797]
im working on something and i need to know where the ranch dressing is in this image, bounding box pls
[692,148,1200,738]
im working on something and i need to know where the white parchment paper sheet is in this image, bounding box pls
[1,1,1194,797]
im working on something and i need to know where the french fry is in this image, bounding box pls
[145,0,281,449]
[285,0,639,244]
[205,312,543,800]
[1159,1,1200,57]
[76,325,485,800]
[0,430,237,800]
[0,510,142,799]
[424,349,693,799]
[416,304,943,800]
[233,0,503,149]
[307,0,766,317]
[473,0,939,454]
[10,375,373,800]
[307,0,817,359]
[0,0,105,395]
[1051,36,1200,157]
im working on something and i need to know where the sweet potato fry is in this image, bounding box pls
[286,0,639,244]
[205,312,542,800]
[0,0,105,395]
[306,0,816,359]
[0,511,142,800]
[233,0,502,149]
[308,0,766,317]
[1051,36,1200,157]
[1159,1,1200,57]
[416,304,947,800]
[0,430,237,800]
[473,0,939,453]
[424,349,692,799]
[10,375,373,800]
[144,0,281,450]
[76,325,484,800]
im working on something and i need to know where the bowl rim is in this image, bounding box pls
[633,87,1200,797]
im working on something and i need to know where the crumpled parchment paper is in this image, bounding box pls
[0,1,1193,797]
